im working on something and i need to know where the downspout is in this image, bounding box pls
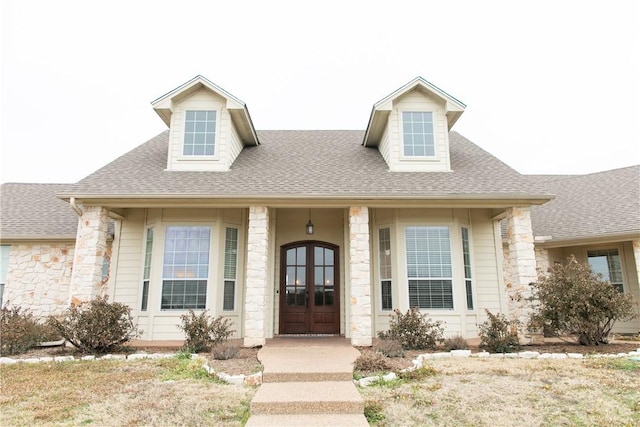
[70,197,83,217]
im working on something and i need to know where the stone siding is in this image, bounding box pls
[504,207,539,343]
[3,243,75,318]
[348,207,372,346]
[243,207,270,347]
[69,206,109,304]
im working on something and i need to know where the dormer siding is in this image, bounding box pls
[388,90,451,172]
[166,88,241,172]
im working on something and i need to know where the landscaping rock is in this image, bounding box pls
[518,351,540,359]
[451,350,471,358]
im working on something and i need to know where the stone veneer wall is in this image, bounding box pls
[243,206,270,347]
[504,207,539,343]
[69,206,109,304]
[349,207,372,346]
[3,243,75,318]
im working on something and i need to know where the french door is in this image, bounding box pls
[279,241,340,334]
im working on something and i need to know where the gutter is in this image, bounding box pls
[70,197,83,217]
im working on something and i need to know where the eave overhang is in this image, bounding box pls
[363,77,466,147]
[533,231,640,249]
[56,192,553,210]
[151,75,259,146]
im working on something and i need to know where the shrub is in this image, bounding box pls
[0,305,45,356]
[354,350,393,372]
[212,342,240,360]
[479,310,521,353]
[528,255,638,345]
[375,338,405,358]
[398,365,438,380]
[443,335,469,351]
[178,310,233,353]
[48,295,140,353]
[378,308,444,350]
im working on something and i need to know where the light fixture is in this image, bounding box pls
[305,208,314,235]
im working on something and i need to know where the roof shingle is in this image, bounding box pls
[60,130,551,202]
[530,165,640,242]
[1,183,78,240]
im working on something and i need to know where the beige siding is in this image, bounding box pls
[385,89,451,172]
[273,208,346,336]
[111,208,246,341]
[378,124,390,167]
[469,210,505,335]
[227,118,244,168]
[557,242,640,334]
[166,88,236,172]
[371,208,500,338]
[112,209,145,311]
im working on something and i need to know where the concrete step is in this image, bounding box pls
[258,343,360,384]
[263,370,353,383]
[250,381,364,415]
[245,413,369,426]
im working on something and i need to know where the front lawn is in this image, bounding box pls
[359,357,640,426]
[0,357,255,426]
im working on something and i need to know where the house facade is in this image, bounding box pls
[2,76,557,346]
[526,167,640,334]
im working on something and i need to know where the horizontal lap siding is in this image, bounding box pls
[471,210,503,316]
[389,90,450,172]
[112,209,144,309]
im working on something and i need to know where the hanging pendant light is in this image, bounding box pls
[306,209,314,235]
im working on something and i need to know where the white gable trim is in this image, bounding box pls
[363,77,465,147]
[152,75,259,146]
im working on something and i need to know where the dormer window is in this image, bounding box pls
[184,110,216,156]
[402,111,434,157]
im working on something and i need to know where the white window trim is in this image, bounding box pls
[178,108,222,162]
[399,110,437,160]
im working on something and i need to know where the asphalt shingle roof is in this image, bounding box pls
[529,165,640,242]
[61,130,550,201]
[1,183,78,240]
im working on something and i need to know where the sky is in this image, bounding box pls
[1,0,638,184]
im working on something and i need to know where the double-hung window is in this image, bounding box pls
[402,111,435,157]
[183,110,216,156]
[587,249,624,292]
[378,228,393,311]
[161,226,210,310]
[405,226,453,309]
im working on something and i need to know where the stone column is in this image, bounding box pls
[69,206,109,305]
[243,207,270,347]
[349,207,372,347]
[504,206,540,343]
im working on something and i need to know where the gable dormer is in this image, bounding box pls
[363,77,465,172]
[152,75,258,172]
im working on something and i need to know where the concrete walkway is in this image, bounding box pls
[246,337,368,426]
